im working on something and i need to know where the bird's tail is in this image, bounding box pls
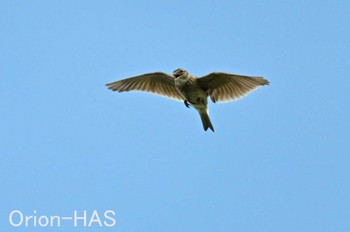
[199,110,214,132]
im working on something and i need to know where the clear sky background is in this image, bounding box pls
[1,1,349,231]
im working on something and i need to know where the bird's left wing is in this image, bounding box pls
[106,72,184,101]
[198,72,269,103]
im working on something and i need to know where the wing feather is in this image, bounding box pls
[106,72,184,101]
[198,72,269,103]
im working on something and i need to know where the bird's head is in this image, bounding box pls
[173,68,189,79]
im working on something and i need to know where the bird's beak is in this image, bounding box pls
[173,73,180,78]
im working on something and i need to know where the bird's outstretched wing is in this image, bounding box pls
[198,72,269,103]
[106,72,184,101]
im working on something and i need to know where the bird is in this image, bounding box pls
[106,68,269,132]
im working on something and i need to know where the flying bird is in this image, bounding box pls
[106,68,269,132]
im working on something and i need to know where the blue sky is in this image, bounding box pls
[1,0,349,231]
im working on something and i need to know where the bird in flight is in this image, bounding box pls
[106,68,269,132]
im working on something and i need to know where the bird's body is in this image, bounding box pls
[173,69,213,131]
[106,68,269,132]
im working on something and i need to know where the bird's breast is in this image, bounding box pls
[175,78,208,106]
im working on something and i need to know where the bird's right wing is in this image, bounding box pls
[106,72,185,101]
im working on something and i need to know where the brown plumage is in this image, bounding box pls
[106,68,269,131]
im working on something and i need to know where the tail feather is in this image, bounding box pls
[199,110,214,132]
